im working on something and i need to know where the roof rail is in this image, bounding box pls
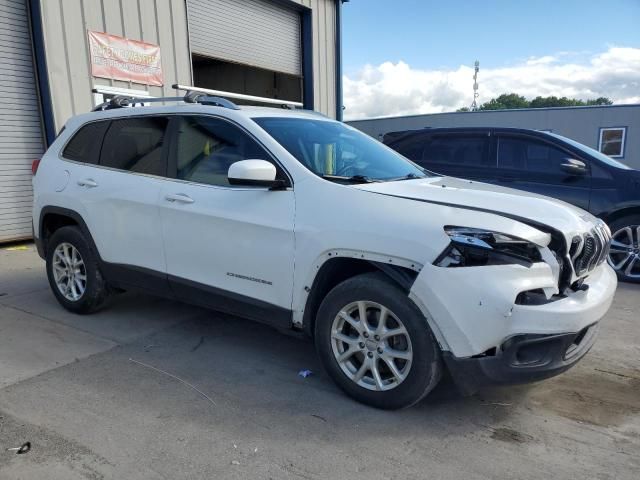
[172,84,303,109]
[90,90,240,112]
[92,94,184,111]
[182,91,240,110]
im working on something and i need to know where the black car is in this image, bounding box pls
[386,127,640,283]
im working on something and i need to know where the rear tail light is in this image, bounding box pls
[31,159,41,175]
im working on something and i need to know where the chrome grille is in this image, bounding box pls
[570,222,611,278]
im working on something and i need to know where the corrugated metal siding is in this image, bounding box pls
[293,0,336,117]
[188,0,302,76]
[39,0,192,131]
[0,0,45,242]
[39,0,336,124]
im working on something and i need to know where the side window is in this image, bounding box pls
[497,136,572,174]
[423,135,490,167]
[389,133,427,161]
[62,121,110,164]
[173,116,273,187]
[100,117,169,176]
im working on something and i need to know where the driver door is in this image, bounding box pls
[158,115,295,325]
[495,134,591,210]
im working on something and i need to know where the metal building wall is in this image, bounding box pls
[348,105,640,169]
[292,0,337,118]
[37,0,192,131]
[38,0,339,125]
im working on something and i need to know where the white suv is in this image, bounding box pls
[32,92,617,409]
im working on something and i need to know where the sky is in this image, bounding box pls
[341,0,640,120]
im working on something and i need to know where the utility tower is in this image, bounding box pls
[470,60,480,111]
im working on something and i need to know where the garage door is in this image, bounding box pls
[0,0,45,242]
[187,0,301,76]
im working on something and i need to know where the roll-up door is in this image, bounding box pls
[187,0,301,76]
[0,0,45,242]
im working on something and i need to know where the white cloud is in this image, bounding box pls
[343,46,640,120]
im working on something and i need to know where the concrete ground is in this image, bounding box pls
[0,244,638,480]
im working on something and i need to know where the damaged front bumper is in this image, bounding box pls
[443,322,599,395]
[409,259,617,391]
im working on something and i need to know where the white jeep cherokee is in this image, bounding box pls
[32,92,617,409]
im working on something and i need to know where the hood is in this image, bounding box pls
[354,176,597,237]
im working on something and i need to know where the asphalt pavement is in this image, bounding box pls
[0,244,638,479]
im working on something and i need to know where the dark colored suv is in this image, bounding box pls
[386,127,640,283]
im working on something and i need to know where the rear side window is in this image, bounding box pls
[423,135,491,167]
[100,117,169,176]
[62,121,109,164]
[497,136,571,174]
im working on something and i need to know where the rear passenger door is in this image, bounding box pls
[62,116,170,291]
[403,132,495,181]
[495,134,591,210]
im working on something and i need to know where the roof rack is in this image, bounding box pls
[172,84,303,109]
[91,89,240,112]
[90,84,302,112]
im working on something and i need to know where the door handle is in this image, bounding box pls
[77,178,98,188]
[165,193,195,204]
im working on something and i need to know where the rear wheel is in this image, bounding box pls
[46,226,111,313]
[315,272,442,409]
[607,215,640,283]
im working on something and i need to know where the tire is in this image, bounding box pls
[315,272,442,409]
[45,226,111,313]
[607,215,640,284]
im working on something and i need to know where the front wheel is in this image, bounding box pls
[607,215,640,283]
[315,272,442,409]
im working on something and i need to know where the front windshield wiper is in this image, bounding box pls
[386,172,428,182]
[321,174,378,184]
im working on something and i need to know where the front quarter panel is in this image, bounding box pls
[291,178,555,330]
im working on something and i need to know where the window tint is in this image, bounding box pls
[390,133,427,161]
[174,116,273,186]
[100,117,169,176]
[423,135,489,166]
[497,136,570,173]
[62,121,109,164]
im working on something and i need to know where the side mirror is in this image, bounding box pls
[560,158,587,176]
[228,160,286,189]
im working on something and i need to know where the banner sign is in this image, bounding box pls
[88,30,164,86]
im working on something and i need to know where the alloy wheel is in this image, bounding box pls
[331,300,413,391]
[608,225,640,279]
[52,242,87,301]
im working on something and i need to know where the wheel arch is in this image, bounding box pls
[599,205,640,226]
[299,251,422,337]
[39,207,100,260]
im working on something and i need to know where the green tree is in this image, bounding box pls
[478,93,530,110]
[586,97,613,106]
[475,93,614,111]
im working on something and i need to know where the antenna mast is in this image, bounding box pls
[470,60,480,111]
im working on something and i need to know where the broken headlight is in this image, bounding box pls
[435,226,542,268]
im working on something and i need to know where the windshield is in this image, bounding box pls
[545,132,632,170]
[253,117,430,182]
